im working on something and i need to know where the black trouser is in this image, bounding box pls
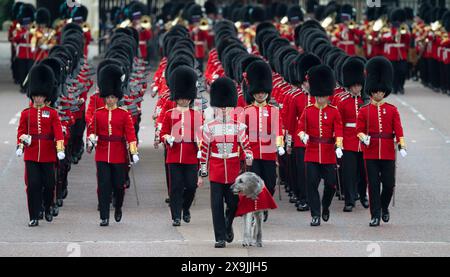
[306,162,337,218]
[294,147,308,204]
[439,61,447,91]
[392,60,408,93]
[168,164,198,220]
[419,57,429,85]
[210,182,238,242]
[56,148,71,200]
[13,58,33,89]
[96,162,127,220]
[278,148,288,185]
[342,151,367,206]
[249,159,277,195]
[25,161,56,220]
[288,149,297,196]
[196,57,204,73]
[70,116,86,158]
[164,148,170,197]
[428,58,440,89]
[364,159,396,219]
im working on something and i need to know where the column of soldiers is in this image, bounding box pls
[15,2,150,227]
[149,1,408,248]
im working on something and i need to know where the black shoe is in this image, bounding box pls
[172,219,181,227]
[214,241,226,248]
[369,217,380,227]
[52,206,59,217]
[182,210,191,223]
[297,203,310,212]
[310,216,321,226]
[45,208,53,222]
[322,209,330,222]
[360,197,369,209]
[289,195,297,203]
[124,179,130,189]
[72,156,79,164]
[288,191,293,197]
[56,199,63,207]
[28,220,39,227]
[343,205,353,212]
[114,208,122,222]
[165,198,170,204]
[100,219,109,227]
[382,209,390,223]
[38,211,44,220]
[226,227,234,243]
[263,211,269,222]
[62,189,68,199]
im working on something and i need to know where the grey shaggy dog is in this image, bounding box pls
[231,172,265,247]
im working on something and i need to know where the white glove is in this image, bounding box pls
[166,136,175,147]
[16,148,23,157]
[277,146,286,156]
[57,151,66,160]
[197,150,202,159]
[40,44,49,50]
[361,135,371,146]
[20,135,32,146]
[88,134,98,146]
[301,133,309,145]
[335,148,343,159]
[132,154,140,164]
[399,149,407,158]
[245,152,253,166]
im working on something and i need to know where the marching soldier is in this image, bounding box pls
[34,7,54,61]
[129,1,152,61]
[160,66,203,227]
[198,77,253,248]
[16,64,66,227]
[241,59,285,222]
[336,57,369,212]
[356,56,407,227]
[381,8,411,95]
[86,64,139,227]
[297,65,343,227]
[188,4,209,73]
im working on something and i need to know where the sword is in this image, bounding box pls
[129,153,140,207]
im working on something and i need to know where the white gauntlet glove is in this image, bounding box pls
[399,148,407,158]
[132,154,140,164]
[57,151,66,160]
[361,135,371,146]
[300,133,309,145]
[86,134,98,153]
[277,146,286,156]
[20,134,32,147]
[16,147,23,157]
[165,136,175,147]
[335,148,343,159]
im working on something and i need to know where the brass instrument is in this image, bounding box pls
[119,19,131,28]
[431,20,442,32]
[348,20,356,30]
[82,22,91,33]
[321,13,335,29]
[400,23,410,35]
[141,15,152,30]
[199,17,209,31]
[373,18,385,32]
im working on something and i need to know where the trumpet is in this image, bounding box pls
[321,13,336,29]
[348,20,356,30]
[373,18,385,32]
[141,15,152,30]
[400,23,410,35]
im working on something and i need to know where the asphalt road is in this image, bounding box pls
[0,43,449,257]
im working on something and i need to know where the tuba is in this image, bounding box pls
[82,22,91,33]
[199,17,209,31]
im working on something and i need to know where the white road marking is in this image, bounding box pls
[417,114,426,121]
[4,141,9,144]
[8,118,18,125]
[0,239,449,246]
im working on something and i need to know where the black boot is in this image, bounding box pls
[52,205,59,217]
[297,202,310,212]
[114,208,122,222]
[226,226,234,243]
[182,210,191,223]
[172,219,181,227]
[322,208,330,222]
[28,220,39,227]
[310,216,321,226]
[360,197,369,209]
[215,240,226,248]
[56,199,63,207]
[382,209,390,223]
[100,219,109,227]
[369,217,380,227]
[45,208,53,222]
[263,211,269,222]
[343,205,353,212]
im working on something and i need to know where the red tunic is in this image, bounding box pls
[235,185,278,217]
[87,106,137,164]
[139,29,152,59]
[337,94,364,152]
[17,106,64,163]
[356,101,405,161]
[242,103,283,161]
[200,118,252,184]
[288,91,315,148]
[160,108,203,165]
[297,104,343,164]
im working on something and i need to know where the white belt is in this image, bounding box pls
[387,43,405,48]
[211,152,239,159]
[194,41,204,45]
[139,41,146,45]
[345,123,356,128]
